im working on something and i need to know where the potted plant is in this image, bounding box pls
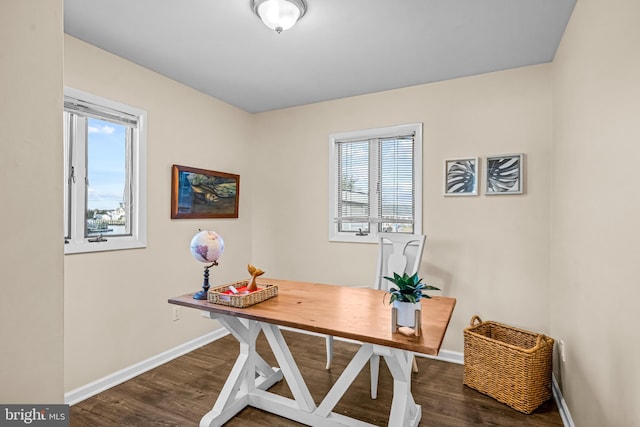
[384,272,440,328]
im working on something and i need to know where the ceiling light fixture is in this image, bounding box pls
[251,0,307,34]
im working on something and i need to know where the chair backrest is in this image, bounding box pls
[374,233,426,291]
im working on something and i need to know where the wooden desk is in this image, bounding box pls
[169,278,456,426]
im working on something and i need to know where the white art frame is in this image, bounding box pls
[485,153,524,195]
[444,157,479,196]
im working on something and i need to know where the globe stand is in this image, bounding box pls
[193,261,218,300]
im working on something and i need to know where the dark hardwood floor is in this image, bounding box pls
[70,331,563,426]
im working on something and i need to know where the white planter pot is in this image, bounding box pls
[393,300,421,328]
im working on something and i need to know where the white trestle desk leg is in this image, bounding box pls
[315,344,374,417]
[258,325,378,426]
[261,323,316,412]
[377,345,422,427]
[199,315,283,427]
[198,313,419,426]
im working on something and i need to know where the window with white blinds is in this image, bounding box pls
[329,124,422,243]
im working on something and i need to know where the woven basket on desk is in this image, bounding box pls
[463,315,554,414]
[207,281,278,308]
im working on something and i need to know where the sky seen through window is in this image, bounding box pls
[87,117,126,211]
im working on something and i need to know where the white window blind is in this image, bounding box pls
[378,136,415,228]
[329,123,422,243]
[336,139,370,233]
[64,97,139,127]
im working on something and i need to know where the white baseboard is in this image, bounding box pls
[552,375,575,427]
[64,328,228,406]
[417,348,464,365]
[65,326,575,427]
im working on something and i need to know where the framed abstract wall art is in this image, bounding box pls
[171,164,240,219]
[444,157,478,196]
[485,154,524,195]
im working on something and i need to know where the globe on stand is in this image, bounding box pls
[190,230,224,300]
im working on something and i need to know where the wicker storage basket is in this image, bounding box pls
[463,315,554,414]
[208,281,278,308]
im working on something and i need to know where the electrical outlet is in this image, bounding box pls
[172,306,181,321]
[559,339,566,362]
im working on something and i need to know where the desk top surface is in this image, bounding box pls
[169,278,456,355]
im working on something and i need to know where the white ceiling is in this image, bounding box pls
[64,0,575,113]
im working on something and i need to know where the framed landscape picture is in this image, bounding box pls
[171,164,239,219]
[485,154,524,195]
[444,157,478,196]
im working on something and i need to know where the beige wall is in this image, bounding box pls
[251,65,553,352]
[551,0,640,425]
[63,36,254,391]
[0,1,64,402]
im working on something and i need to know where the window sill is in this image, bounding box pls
[329,233,378,244]
[64,237,147,254]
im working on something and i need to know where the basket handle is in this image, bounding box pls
[532,334,548,350]
[470,315,482,326]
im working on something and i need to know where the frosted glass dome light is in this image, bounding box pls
[251,0,307,33]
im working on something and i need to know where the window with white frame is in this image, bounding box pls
[63,87,147,254]
[329,123,422,243]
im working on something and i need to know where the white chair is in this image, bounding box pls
[325,233,426,398]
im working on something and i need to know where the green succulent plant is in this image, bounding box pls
[384,272,440,304]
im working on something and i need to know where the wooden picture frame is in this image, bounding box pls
[171,164,239,219]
